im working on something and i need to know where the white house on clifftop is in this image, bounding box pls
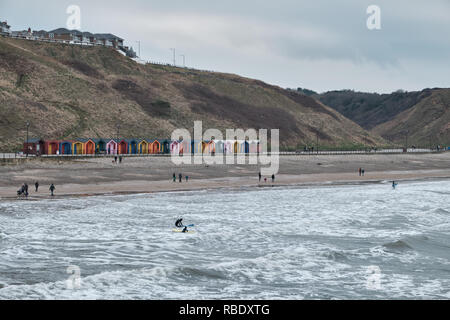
[0,20,11,35]
[0,19,136,57]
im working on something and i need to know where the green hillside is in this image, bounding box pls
[293,87,449,146]
[0,36,384,151]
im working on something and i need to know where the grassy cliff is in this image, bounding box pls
[371,89,450,146]
[302,88,449,147]
[0,36,384,151]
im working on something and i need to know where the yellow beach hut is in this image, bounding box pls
[138,140,149,154]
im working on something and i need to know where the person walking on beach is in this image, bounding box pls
[17,184,25,197]
[179,173,182,183]
[173,173,176,182]
[49,184,56,197]
[185,176,189,182]
[392,181,397,189]
[359,168,362,176]
[362,169,365,176]
[24,183,29,198]
[114,156,118,164]
[272,174,275,183]
[35,181,39,192]
[259,171,262,182]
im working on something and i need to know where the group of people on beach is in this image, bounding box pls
[357,168,399,189]
[113,156,123,164]
[17,182,56,198]
[259,172,276,184]
[173,173,189,183]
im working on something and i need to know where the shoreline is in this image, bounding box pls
[1,153,449,201]
[2,170,450,201]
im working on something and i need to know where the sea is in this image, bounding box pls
[0,180,449,299]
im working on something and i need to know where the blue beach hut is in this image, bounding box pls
[126,139,138,154]
[162,139,171,154]
[60,141,73,155]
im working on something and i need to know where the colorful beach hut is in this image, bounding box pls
[214,140,224,154]
[223,140,233,154]
[203,141,216,155]
[60,141,73,155]
[161,140,171,154]
[170,141,181,156]
[149,140,161,154]
[84,139,96,155]
[138,140,149,154]
[234,141,240,154]
[45,140,61,155]
[180,140,191,155]
[118,140,128,155]
[127,139,138,154]
[106,140,118,155]
[243,140,250,154]
[72,141,84,155]
[196,141,206,154]
[249,141,260,154]
[190,140,204,155]
[96,139,107,154]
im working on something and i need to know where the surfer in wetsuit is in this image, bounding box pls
[176,218,190,233]
[175,218,184,228]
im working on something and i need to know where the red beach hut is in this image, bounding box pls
[118,140,128,155]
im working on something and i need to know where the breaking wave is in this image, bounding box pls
[383,240,414,251]
[0,179,449,299]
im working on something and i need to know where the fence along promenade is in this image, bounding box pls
[1,148,447,160]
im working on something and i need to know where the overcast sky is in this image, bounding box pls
[1,0,449,93]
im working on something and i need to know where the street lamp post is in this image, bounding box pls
[26,121,30,158]
[364,132,369,153]
[117,123,120,154]
[316,121,323,155]
[136,41,141,58]
[405,130,409,152]
[316,132,319,155]
[170,48,176,66]
[180,54,185,68]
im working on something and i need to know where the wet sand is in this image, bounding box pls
[1,152,449,200]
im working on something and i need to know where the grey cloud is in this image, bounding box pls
[0,0,449,92]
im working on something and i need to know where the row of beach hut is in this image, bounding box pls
[23,139,262,156]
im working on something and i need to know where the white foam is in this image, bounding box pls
[0,180,449,299]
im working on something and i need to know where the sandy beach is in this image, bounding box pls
[1,152,449,200]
